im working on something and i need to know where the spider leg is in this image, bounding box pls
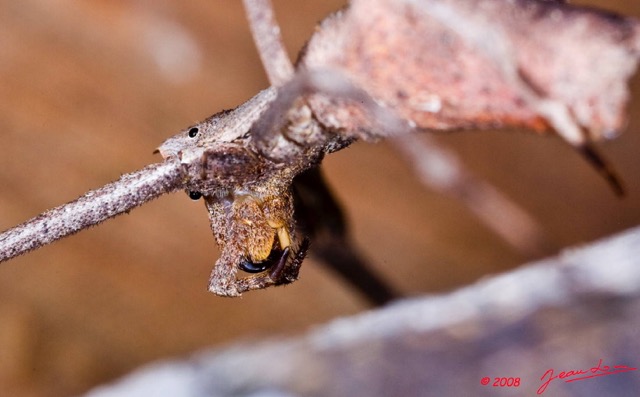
[208,250,243,297]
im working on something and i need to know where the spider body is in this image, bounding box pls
[157,88,322,296]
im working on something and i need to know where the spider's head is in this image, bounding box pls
[155,109,236,163]
[155,125,201,160]
[156,87,276,161]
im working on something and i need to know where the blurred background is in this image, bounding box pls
[0,1,639,396]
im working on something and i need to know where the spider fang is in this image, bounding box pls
[239,247,290,274]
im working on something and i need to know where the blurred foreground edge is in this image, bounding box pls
[84,226,640,397]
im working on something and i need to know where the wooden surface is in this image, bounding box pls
[0,1,639,396]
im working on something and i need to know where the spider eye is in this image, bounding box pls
[187,191,202,200]
[188,127,199,138]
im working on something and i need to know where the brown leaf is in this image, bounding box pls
[301,0,640,145]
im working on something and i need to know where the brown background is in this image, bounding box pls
[0,1,639,396]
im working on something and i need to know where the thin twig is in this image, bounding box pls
[392,134,553,256]
[242,0,294,87]
[0,160,183,263]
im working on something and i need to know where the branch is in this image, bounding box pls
[0,161,183,262]
[80,225,640,396]
[293,167,401,305]
[392,134,554,255]
[242,0,294,87]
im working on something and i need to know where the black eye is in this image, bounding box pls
[188,127,199,138]
[187,191,202,200]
